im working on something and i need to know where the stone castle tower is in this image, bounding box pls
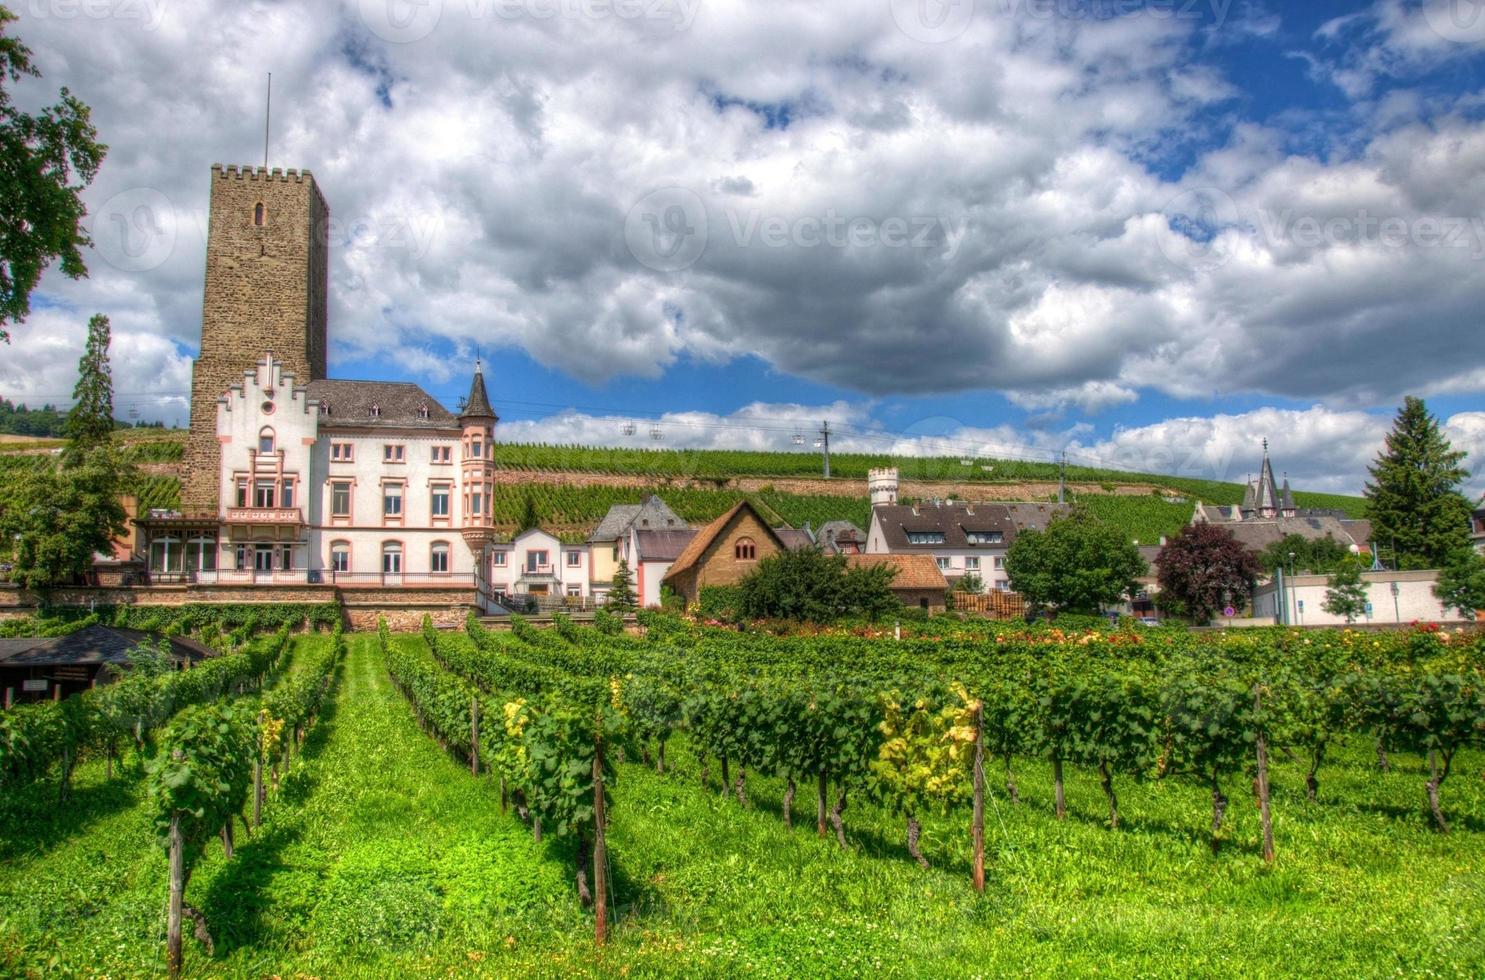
[182,164,330,511]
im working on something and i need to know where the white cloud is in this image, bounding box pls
[4,0,1484,429]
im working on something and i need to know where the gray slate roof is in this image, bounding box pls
[588,495,687,542]
[1193,507,1366,555]
[0,626,212,668]
[773,528,816,551]
[460,366,497,421]
[307,379,457,429]
[634,529,698,561]
[872,501,1021,551]
[1002,502,1071,533]
[817,520,865,553]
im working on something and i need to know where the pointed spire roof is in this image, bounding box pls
[1254,438,1280,516]
[460,359,497,422]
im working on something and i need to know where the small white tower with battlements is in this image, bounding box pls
[869,467,899,508]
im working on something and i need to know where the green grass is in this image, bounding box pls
[3,634,1481,976]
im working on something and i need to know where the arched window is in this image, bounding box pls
[254,202,265,226]
[330,541,350,574]
[258,427,275,453]
[382,541,403,574]
[430,541,450,574]
[735,537,757,561]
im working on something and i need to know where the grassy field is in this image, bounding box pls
[2,633,1481,977]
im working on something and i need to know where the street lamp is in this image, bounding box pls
[1288,552,1298,626]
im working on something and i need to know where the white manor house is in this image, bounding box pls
[146,351,500,596]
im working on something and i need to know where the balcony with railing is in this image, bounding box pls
[326,571,479,589]
[224,507,305,526]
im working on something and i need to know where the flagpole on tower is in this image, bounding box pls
[263,73,272,170]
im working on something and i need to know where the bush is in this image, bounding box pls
[736,547,898,624]
[697,585,743,620]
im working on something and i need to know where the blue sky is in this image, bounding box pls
[5,0,1485,494]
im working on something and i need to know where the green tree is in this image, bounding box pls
[953,573,985,594]
[107,636,174,680]
[736,547,898,623]
[63,313,114,459]
[0,6,107,342]
[1434,549,1485,619]
[1004,508,1146,614]
[1155,523,1261,625]
[1364,397,1473,569]
[607,559,637,613]
[0,445,127,589]
[1322,557,1369,624]
[0,318,129,588]
[1258,533,1352,576]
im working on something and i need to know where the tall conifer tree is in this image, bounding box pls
[1364,397,1472,569]
[63,313,114,459]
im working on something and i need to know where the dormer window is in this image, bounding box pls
[418,403,430,420]
[320,402,332,416]
[370,404,381,419]
[254,202,265,227]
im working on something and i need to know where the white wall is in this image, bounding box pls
[489,529,590,597]
[1253,570,1469,626]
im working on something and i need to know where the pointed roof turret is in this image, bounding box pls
[1280,474,1297,514]
[1254,438,1281,517]
[459,359,498,422]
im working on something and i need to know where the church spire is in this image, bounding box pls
[1256,438,1280,518]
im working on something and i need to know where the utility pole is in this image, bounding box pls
[1057,451,1066,504]
[818,421,831,479]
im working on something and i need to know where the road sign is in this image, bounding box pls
[1223,606,1236,618]
[1298,600,1305,612]
[1365,602,1374,616]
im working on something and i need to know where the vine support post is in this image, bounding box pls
[1053,756,1066,820]
[817,771,828,837]
[593,737,608,947]
[1254,688,1275,864]
[253,760,263,828]
[470,697,480,776]
[166,814,185,979]
[972,702,986,894]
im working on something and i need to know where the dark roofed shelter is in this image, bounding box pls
[0,626,211,707]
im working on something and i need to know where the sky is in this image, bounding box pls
[3,0,1485,496]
